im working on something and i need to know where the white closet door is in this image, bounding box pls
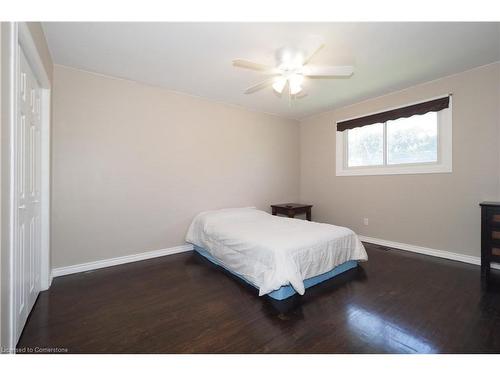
[14,45,42,343]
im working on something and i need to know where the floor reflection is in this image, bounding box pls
[347,305,437,353]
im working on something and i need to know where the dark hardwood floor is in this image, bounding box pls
[17,243,500,353]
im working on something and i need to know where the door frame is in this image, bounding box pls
[3,22,51,351]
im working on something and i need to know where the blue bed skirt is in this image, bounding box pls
[193,245,358,300]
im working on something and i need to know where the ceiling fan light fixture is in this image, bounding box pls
[289,73,304,95]
[272,76,287,94]
[233,41,354,99]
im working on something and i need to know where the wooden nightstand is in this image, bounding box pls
[271,203,313,221]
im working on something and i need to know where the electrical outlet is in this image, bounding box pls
[363,218,369,226]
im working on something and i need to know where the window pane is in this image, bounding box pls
[387,112,438,165]
[347,123,384,167]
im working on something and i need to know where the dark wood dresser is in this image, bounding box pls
[480,201,500,284]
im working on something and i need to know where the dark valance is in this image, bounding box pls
[336,96,450,132]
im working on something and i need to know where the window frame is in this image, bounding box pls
[335,96,452,177]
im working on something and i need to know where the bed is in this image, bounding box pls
[185,207,368,300]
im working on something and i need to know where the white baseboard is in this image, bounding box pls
[52,236,499,280]
[359,235,500,270]
[51,244,194,278]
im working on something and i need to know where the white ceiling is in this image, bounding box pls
[42,22,500,120]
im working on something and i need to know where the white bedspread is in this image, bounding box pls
[185,207,368,296]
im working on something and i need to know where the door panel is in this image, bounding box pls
[15,46,42,343]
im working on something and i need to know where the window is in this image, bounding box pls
[347,112,437,167]
[336,97,452,176]
[347,123,384,167]
[386,112,437,165]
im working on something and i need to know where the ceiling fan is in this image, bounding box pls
[232,42,354,100]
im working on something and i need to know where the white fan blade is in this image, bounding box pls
[244,78,276,94]
[233,59,277,72]
[294,92,308,99]
[304,65,354,77]
[303,43,325,65]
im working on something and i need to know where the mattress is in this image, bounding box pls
[194,245,358,300]
[186,207,368,297]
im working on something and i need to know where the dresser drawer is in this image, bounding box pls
[488,210,500,228]
[491,213,500,223]
[489,247,500,262]
[491,230,500,240]
[480,202,500,285]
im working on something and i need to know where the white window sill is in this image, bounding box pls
[336,163,452,177]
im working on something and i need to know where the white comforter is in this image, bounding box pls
[185,207,367,296]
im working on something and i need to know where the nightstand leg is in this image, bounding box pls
[306,209,311,221]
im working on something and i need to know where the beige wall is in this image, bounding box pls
[300,62,500,257]
[52,65,300,268]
